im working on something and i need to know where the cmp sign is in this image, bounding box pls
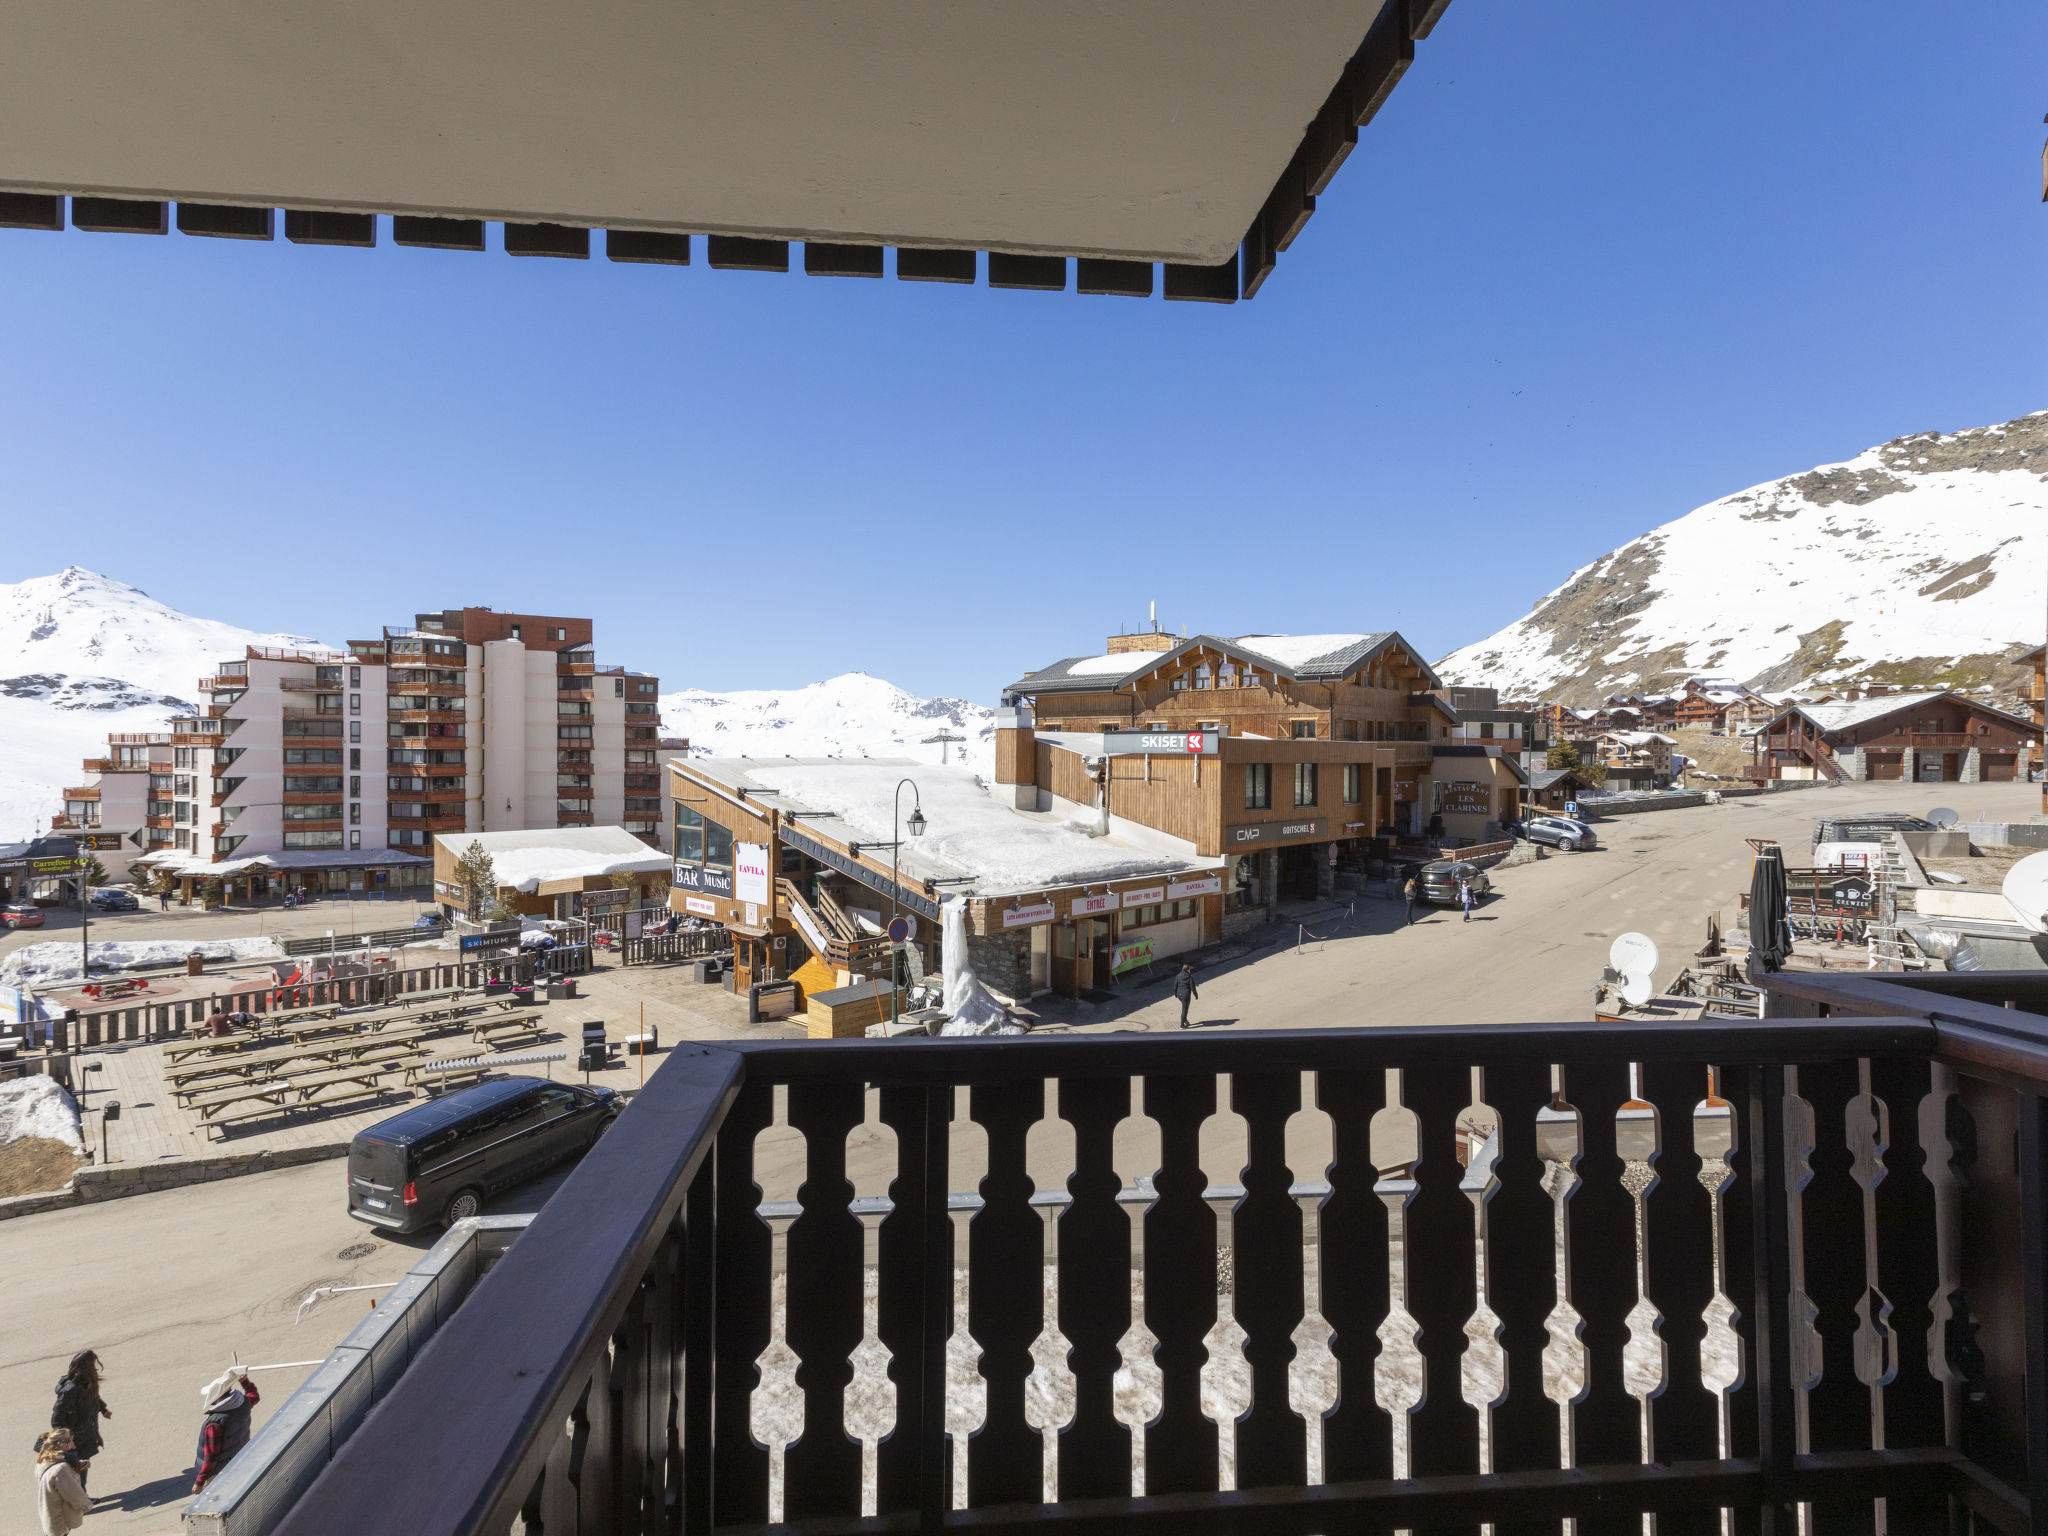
[1222,817,1327,849]
[1099,730,1219,757]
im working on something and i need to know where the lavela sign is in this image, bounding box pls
[734,843,771,906]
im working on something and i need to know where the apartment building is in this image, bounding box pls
[54,607,666,901]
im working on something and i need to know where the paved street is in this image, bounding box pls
[1064,780,2039,1034]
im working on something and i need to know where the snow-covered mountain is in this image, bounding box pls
[1437,411,2048,704]
[660,673,997,778]
[0,568,327,837]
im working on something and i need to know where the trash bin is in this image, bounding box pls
[185,952,205,977]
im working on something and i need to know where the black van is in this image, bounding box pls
[347,1077,620,1233]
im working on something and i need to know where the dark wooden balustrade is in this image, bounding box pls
[268,979,2048,1536]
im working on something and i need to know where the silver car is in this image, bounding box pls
[1522,814,1598,851]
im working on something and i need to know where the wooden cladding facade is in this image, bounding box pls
[1037,737,1399,858]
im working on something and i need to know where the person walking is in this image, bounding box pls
[1172,964,1199,1029]
[192,1368,260,1494]
[1402,873,1421,926]
[49,1351,109,1488]
[157,888,170,912]
[33,1430,91,1535]
[1459,877,1474,923]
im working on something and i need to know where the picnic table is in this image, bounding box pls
[188,1062,399,1136]
[167,1032,434,1094]
[471,1011,546,1046]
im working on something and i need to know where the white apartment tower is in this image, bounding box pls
[55,607,665,899]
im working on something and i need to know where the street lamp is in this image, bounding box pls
[892,779,924,1028]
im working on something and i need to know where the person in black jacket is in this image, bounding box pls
[1172,965,1198,1029]
[49,1351,109,1487]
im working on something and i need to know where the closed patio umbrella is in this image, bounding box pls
[1747,843,1794,977]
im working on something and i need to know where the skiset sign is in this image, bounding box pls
[1098,730,1219,757]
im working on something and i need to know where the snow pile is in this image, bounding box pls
[0,936,285,988]
[0,566,333,838]
[0,1075,83,1152]
[1232,634,1376,670]
[443,827,670,894]
[937,897,1024,1036]
[663,673,995,779]
[741,761,1189,895]
[1436,411,2048,701]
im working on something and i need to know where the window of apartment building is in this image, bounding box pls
[625,701,658,716]
[174,748,192,768]
[1244,763,1271,810]
[614,679,625,698]
[558,725,593,741]
[558,700,591,717]
[1479,722,1495,740]
[284,747,344,765]
[510,625,522,640]
[1343,764,1362,804]
[348,775,361,798]
[634,680,656,696]
[174,804,193,823]
[316,693,345,713]
[388,828,427,847]
[560,748,592,763]
[350,666,362,687]
[350,830,361,849]
[349,693,362,714]
[284,775,343,792]
[1293,721,1316,739]
[675,803,703,861]
[1294,762,1318,807]
[348,804,361,825]
[214,836,244,856]
[557,798,593,816]
[283,802,342,821]
[625,796,662,816]
[1244,670,1263,689]
[1217,662,1237,688]
[625,820,659,836]
[285,829,345,849]
[349,722,362,743]
[316,665,343,685]
[174,830,191,851]
[1193,663,1212,689]
[625,750,656,765]
[557,773,593,789]
[1171,677,1187,692]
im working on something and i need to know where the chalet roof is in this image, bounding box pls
[1010,630,1435,697]
[0,0,1451,304]
[1530,767,1593,791]
[1769,689,2040,738]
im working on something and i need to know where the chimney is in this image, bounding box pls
[993,704,1037,810]
[1106,630,1178,655]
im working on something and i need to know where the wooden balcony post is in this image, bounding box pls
[2017,1092,2048,1535]
[1749,1065,1799,1533]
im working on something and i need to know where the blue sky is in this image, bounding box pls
[2,0,2042,703]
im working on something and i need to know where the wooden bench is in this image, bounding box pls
[473,1014,546,1047]
[404,1055,496,1092]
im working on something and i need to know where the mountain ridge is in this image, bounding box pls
[1436,411,2048,703]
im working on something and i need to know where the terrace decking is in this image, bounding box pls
[264,971,2048,1536]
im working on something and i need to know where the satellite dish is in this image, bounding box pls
[2002,850,2048,935]
[1619,971,1653,1007]
[1928,807,1959,828]
[1609,932,1660,979]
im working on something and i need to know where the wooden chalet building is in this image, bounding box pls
[2024,642,2046,805]
[1750,687,2040,783]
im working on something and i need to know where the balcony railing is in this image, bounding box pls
[268,973,2048,1536]
[1909,733,1972,750]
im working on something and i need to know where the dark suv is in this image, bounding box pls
[348,1077,619,1233]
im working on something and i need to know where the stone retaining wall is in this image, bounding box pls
[0,1139,348,1222]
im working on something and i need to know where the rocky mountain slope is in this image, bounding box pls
[660,673,996,778]
[0,569,328,838]
[1437,411,2048,704]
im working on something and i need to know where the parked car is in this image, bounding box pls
[0,902,46,929]
[89,888,139,911]
[1514,814,1599,852]
[1418,861,1491,907]
[347,1077,621,1234]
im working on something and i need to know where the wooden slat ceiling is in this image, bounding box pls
[0,0,1453,303]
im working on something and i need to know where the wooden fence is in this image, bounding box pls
[48,953,548,1051]
[619,929,732,967]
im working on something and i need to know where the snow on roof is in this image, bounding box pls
[1792,690,1952,733]
[134,848,429,877]
[1231,634,1375,669]
[432,826,670,893]
[1064,653,1139,676]
[1604,730,1677,745]
[706,757,1208,897]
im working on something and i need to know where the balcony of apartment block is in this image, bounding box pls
[47,814,97,832]
[144,815,174,831]
[387,677,467,696]
[282,705,344,721]
[269,969,2048,1536]
[171,720,227,744]
[623,773,662,792]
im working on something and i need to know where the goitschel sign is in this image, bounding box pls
[1099,730,1219,756]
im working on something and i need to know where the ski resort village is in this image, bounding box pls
[2,8,2048,1536]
